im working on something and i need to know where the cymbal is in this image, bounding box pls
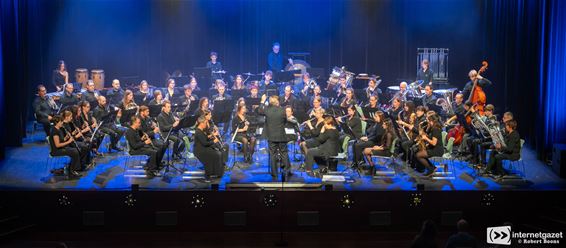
[242,72,255,76]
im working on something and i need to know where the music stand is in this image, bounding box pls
[212,99,234,133]
[232,89,247,100]
[169,76,190,86]
[337,121,362,177]
[149,104,163,118]
[274,70,299,83]
[193,67,212,89]
[119,109,138,126]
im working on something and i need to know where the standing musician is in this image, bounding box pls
[462,68,491,113]
[232,75,246,90]
[337,105,363,150]
[304,116,340,177]
[93,96,124,152]
[258,94,292,180]
[206,51,223,81]
[363,119,397,167]
[83,81,100,109]
[125,116,163,178]
[106,79,124,107]
[149,90,164,106]
[393,82,408,102]
[194,97,210,117]
[299,108,326,154]
[416,59,434,85]
[420,84,437,110]
[353,111,385,166]
[232,104,256,163]
[62,110,93,170]
[164,78,180,103]
[194,116,226,181]
[33,84,58,136]
[59,83,80,108]
[49,116,82,177]
[52,60,69,91]
[486,120,521,178]
[339,88,357,108]
[157,100,184,160]
[281,85,296,107]
[267,42,293,72]
[414,114,444,176]
[365,78,381,100]
[134,80,153,106]
[260,70,277,95]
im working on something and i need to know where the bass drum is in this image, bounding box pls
[285,59,310,85]
[75,68,88,88]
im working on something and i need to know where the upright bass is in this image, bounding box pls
[467,61,489,115]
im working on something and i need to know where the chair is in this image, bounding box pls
[503,139,526,179]
[45,137,71,177]
[31,113,45,138]
[371,138,399,178]
[122,139,149,178]
[430,136,456,180]
[182,135,198,167]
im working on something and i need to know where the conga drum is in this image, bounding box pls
[91,69,105,90]
[75,68,88,88]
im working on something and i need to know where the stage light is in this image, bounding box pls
[340,194,355,209]
[190,194,206,208]
[57,194,71,207]
[124,193,136,207]
[262,193,278,208]
[409,192,423,207]
[481,192,495,207]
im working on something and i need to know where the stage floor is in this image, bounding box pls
[1,128,565,191]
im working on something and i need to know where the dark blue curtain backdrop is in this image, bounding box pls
[0,0,564,161]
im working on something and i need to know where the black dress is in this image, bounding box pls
[194,128,225,178]
[426,127,444,157]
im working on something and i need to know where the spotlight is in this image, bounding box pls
[190,194,206,208]
[124,193,136,207]
[262,193,278,208]
[340,194,355,209]
[481,192,495,207]
[58,194,72,207]
[409,192,423,207]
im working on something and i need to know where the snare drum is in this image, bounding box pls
[75,68,88,87]
[91,69,105,90]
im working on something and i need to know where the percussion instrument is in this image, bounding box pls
[91,69,105,90]
[75,68,88,88]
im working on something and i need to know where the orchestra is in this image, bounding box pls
[35,56,523,182]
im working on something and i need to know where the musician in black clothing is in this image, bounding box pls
[134,80,152,106]
[304,116,340,177]
[206,51,223,81]
[157,100,184,160]
[284,106,300,143]
[299,108,325,154]
[232,105,256,163]
[416,59,434,85]
[399,106,427,168]
[179,85,198,113]
[79,101,103,153]
[281,85,296,107]
[267,42,293,72]
[307,96,325,118]
[445,93,465,125]
[62,110,93,170]
[138,106,166,151]
[194,116,225,181]
[353,111,385,165]
[415,114,444,176]
[486,120,521,178]
[125,116,162,178]
[52,60,68,91]
[106,79,124,107]
[389,98,403,120]
[83,81,100,109]
[339,88,357,108]
[364,78,382,100]
[163,78,180,103]
[308,86,329,108]
[363,119,397,167]
[148,90,164,106]
[420,84,437,110]
[258,94,292,179]
[462,70,492,100]
[93,96,124,152]
[260,71,278,95]
[59,83,79,108]
[337,105,363,151]
[49,116,81,177]
[33,85,57,136]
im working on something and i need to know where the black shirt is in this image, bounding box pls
[125,127,146,151]
[157,111,176,133]
[33,96,56,122]
[462,78,492,100]
[134,90,152,106]
[106,88,124,107]
[59,91,79,107]
[267,52,284,71]
[206,61,223,80]
[416,68,434,84]
[427,126,444,157]
[52,70,67,89]
[82,90,99,107]
[316,128,340,156]
[49,127,67,153]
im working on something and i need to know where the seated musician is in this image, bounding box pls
[501,111,514,132]
[335,75,349,97]
[138,106,166,152]
[337,105,363,150]
[157,100,184,160]
[83,81,100,109]
[33,84,57,136]
[180,85,198,113]
[134,80,152,106]
[118,90,139,126]
[106,79,124,107]
[232,104,256,163]
[59,83,80,109]
[125,116,163,178]
[212,82,233,133]
[393,81,408,102]
[339,88,357,108]
[260,70,277,95]
[353,111,385,166]
[365,95,380,110]
[304,116,340,176]
[308,85,329,109]
[365,78,382,100]
[280,85,296,108]
[307,96,325,118]
[420,84,437,110]
[49,115,82,177]
[164,78,180,103]
[212,82,232,101]
[246,86,261,112]
[62,110,93,170]
[486,120,521,178]
[194,116,226,181]
[285,106,300,143]
[445,93,465,126]
[296,72,314,97]
[52,60,69,91]
[149,90,164,107]
[194,97,210,117]
[79,100,103,154]
[232,75,246,90]
[189,76,201,92]
[389,98,404,120]
[93,96,124,152]
[299,108,325,154]
[399,106,426,167]
[363,119,397,167]
[469,104,498,166]
[414,114,444,176]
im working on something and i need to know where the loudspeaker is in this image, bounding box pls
[155,211,177,226]
[369,211,391,226]
[553,144,566,178]
[224,211,246,226]
[83,211,104,226]
[297,211,319,226]
[441,211,462,226]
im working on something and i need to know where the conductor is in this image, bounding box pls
[258,94,292,180]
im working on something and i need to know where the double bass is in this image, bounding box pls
[467,61,489,115]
